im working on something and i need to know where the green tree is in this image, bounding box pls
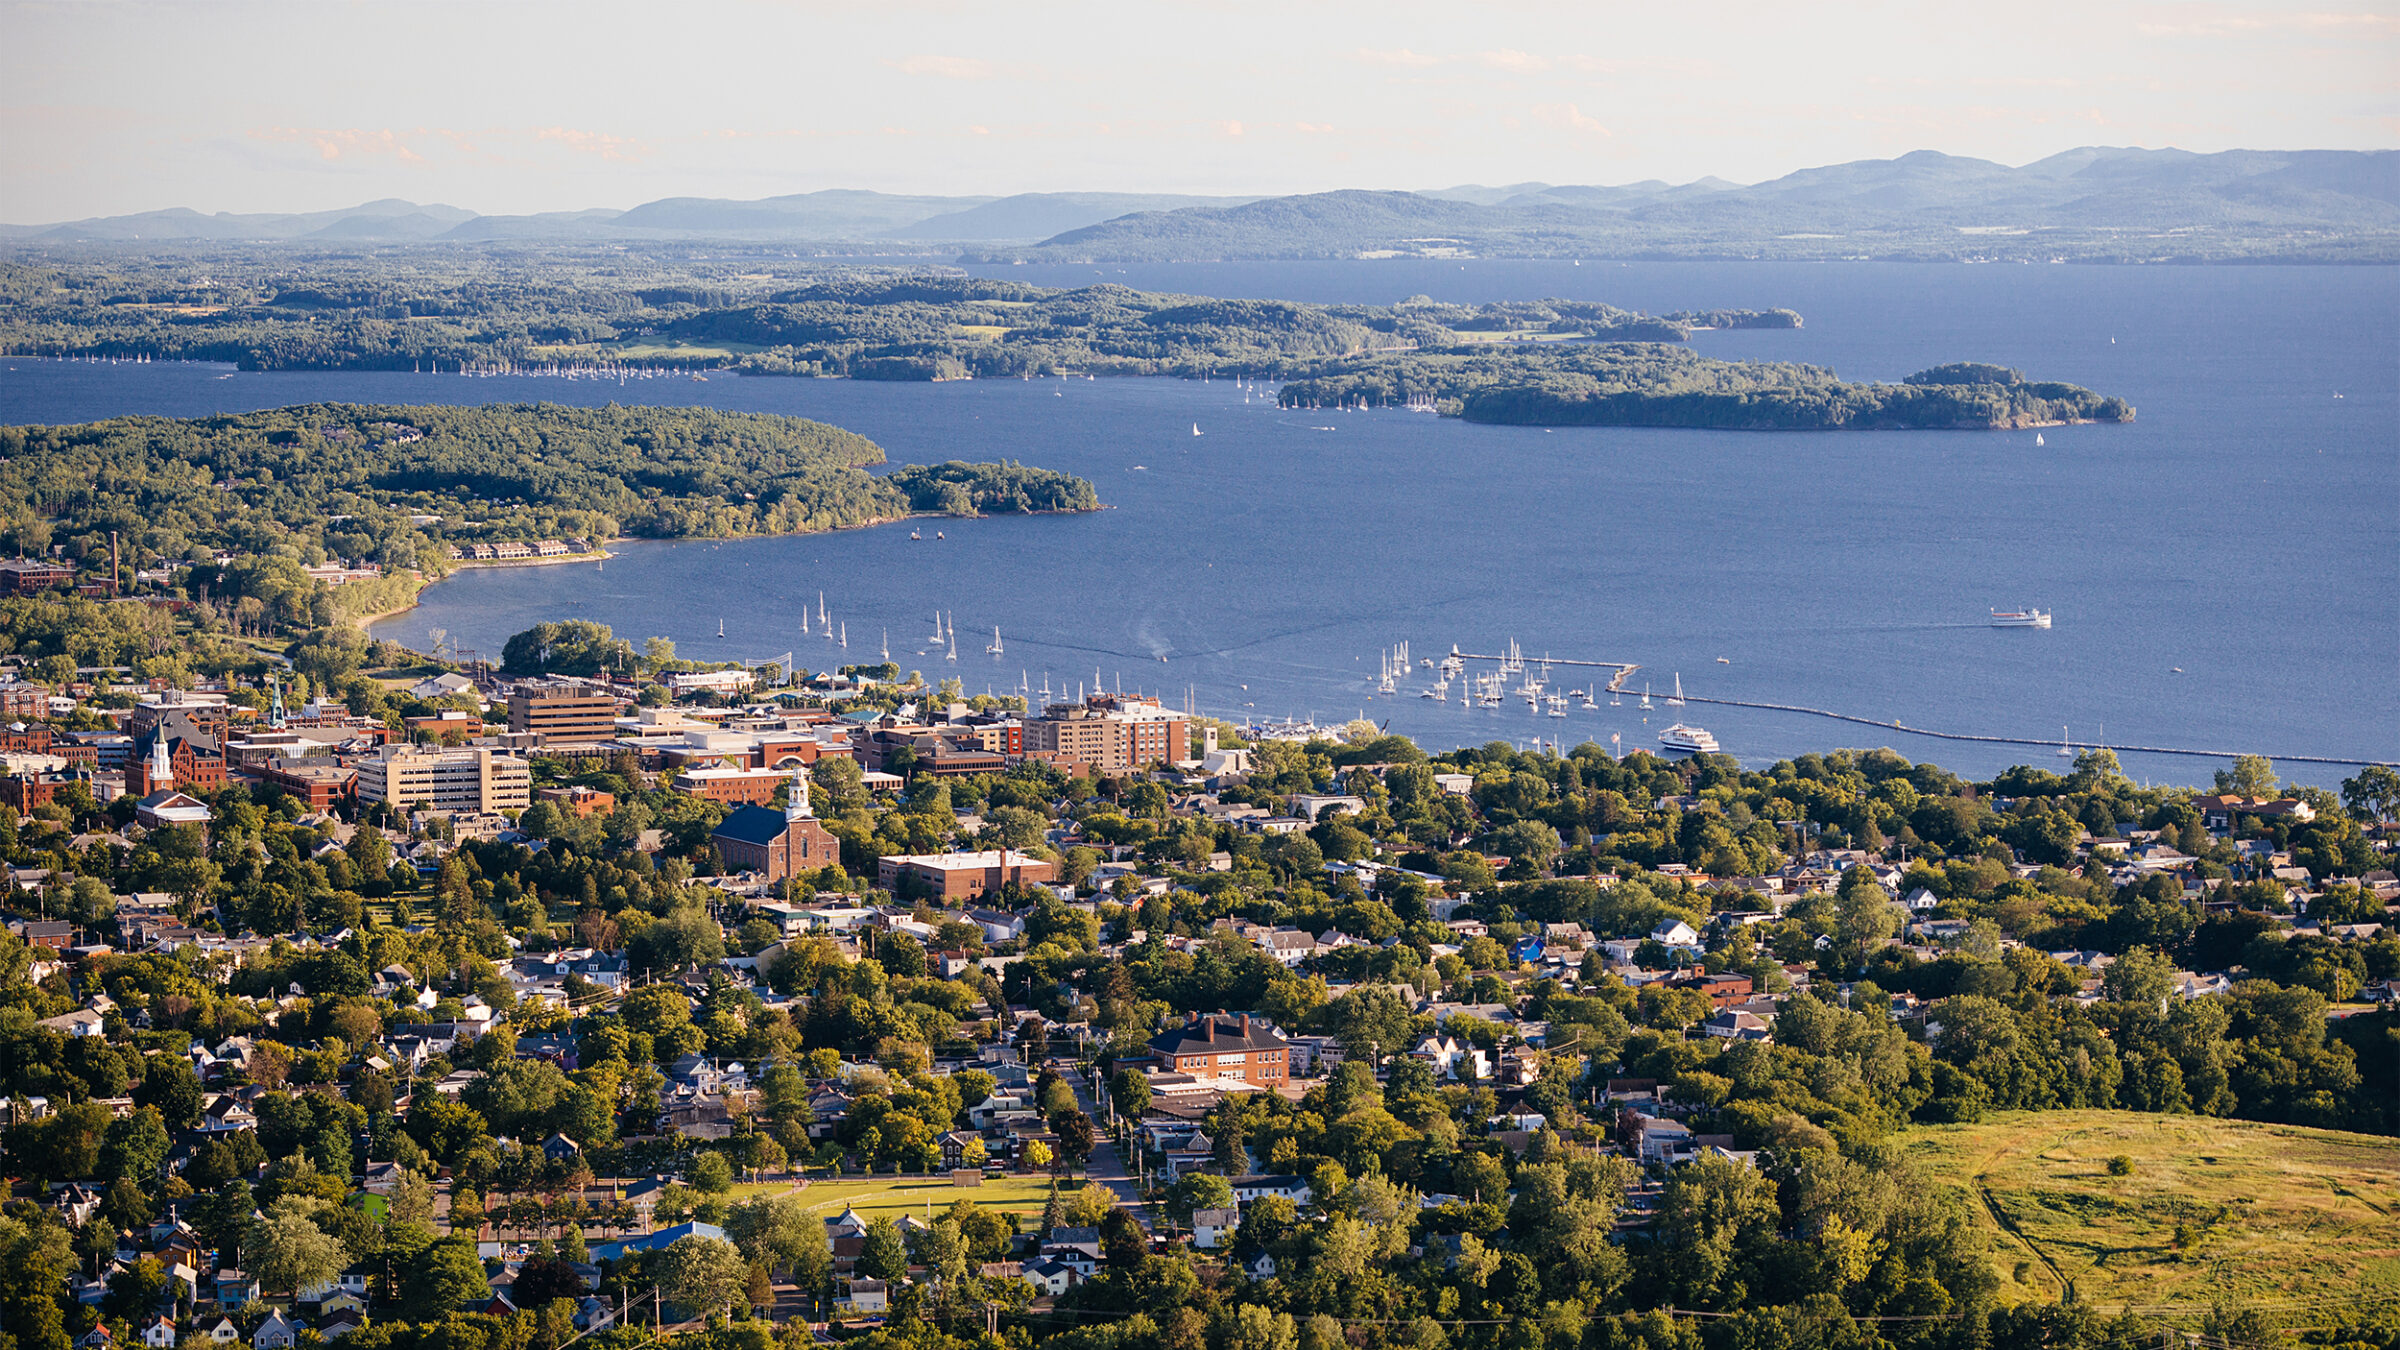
[246,1205,347,1300]
[402,1236,490,1319]
[2105,945,2180,1009]
[1325,984,1415,1066]
[2216,755,2279,799]
[689,1151,735,1193]
[658,1233,748,1319]
[859,1218,908,1282]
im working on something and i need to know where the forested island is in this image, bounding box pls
[1282,355,2134,430]
[0,402,1101,581]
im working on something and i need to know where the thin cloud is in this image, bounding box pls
[2137,8,2399,35]
[889,54,999,79]
[252,127,426,164]
[1533,102,1612,137]
[1481,49,1551,73]
[1353,48,1443,67]
[533,127,645,161]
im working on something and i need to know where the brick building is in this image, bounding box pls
[709,767,841,883]
[1147,1013,1290,1086]
[130,713,228,797]
[0,559,76,596]
[875,849,1059,902]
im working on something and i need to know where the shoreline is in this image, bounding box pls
[365,505,1100,638]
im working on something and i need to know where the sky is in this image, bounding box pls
[2,0,2394,222]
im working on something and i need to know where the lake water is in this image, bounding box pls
[3,261,2393,787]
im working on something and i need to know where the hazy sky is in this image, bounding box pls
[3,0,2393,221]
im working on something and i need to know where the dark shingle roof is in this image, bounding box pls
[710,805,789,847]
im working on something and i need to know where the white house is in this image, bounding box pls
[1650,920,1701,952]
[1191,1208,1240,1250]
[1411,1034,1488,1082]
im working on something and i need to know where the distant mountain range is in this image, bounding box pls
[6,148,2393,261]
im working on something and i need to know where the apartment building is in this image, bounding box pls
[1021,695,1188,772]
[355,744,531,813]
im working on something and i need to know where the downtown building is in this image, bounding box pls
[355,744,532,814]
[1020,694,1189,773]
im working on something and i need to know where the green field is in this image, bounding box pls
[782,1172,1059,1224]
[1896,1110,2400,1313]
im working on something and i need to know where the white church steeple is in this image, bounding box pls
[146,735,173,793]
[784,761,813,822]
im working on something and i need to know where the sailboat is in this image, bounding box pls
[1640,683,1653,709]
[817,592,830,637]
[1667,674,1685,707]
[946,615,959,662]
[929,612,946,644]
[2035,432,2046,446]
[839,622,847,649]
[1191,422,1203,437]
[987,626,1003,657]
[716,618,725,638]
[881,629,891,662]
[2057,726,2073,757]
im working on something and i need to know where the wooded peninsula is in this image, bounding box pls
[0,402,1102,581]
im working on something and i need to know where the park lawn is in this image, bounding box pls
[1895,1109,2400,1312]
[783,1171,1058,1222]
[953,325,1013,340]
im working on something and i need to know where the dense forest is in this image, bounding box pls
[0,402,1100,579]
[1281,353,2135,430]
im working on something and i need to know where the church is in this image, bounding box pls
[709,764,840,883]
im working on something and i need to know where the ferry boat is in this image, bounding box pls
[1991,608,2053,629]
[1657,723,1721,755]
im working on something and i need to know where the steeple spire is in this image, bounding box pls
[147,735,173,793]
[784,761,813,822]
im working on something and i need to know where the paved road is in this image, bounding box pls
[1067,1069,1152,1230]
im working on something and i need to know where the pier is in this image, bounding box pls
[1677,694,2397,769]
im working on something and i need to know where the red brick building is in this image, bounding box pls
[875,849,1059,901]
[1147,1013,1290,1086]
[708,770,841,882]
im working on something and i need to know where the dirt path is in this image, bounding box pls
[1971,1129,2073,1300]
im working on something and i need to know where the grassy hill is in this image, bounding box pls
[1896,1110,2400,1314]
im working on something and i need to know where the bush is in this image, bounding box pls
[2106,1154,2135,1176]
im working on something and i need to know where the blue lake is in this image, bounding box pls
[2,260,2392,786]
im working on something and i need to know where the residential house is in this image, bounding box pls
[253,1311,298,1350]
[1021,1259,1076,1297]
[1191,1208,1240,1250]
[1229,1175,1313,1206]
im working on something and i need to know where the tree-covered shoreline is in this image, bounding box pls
[0,402,1101,584]
[1279,352,2134,430]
